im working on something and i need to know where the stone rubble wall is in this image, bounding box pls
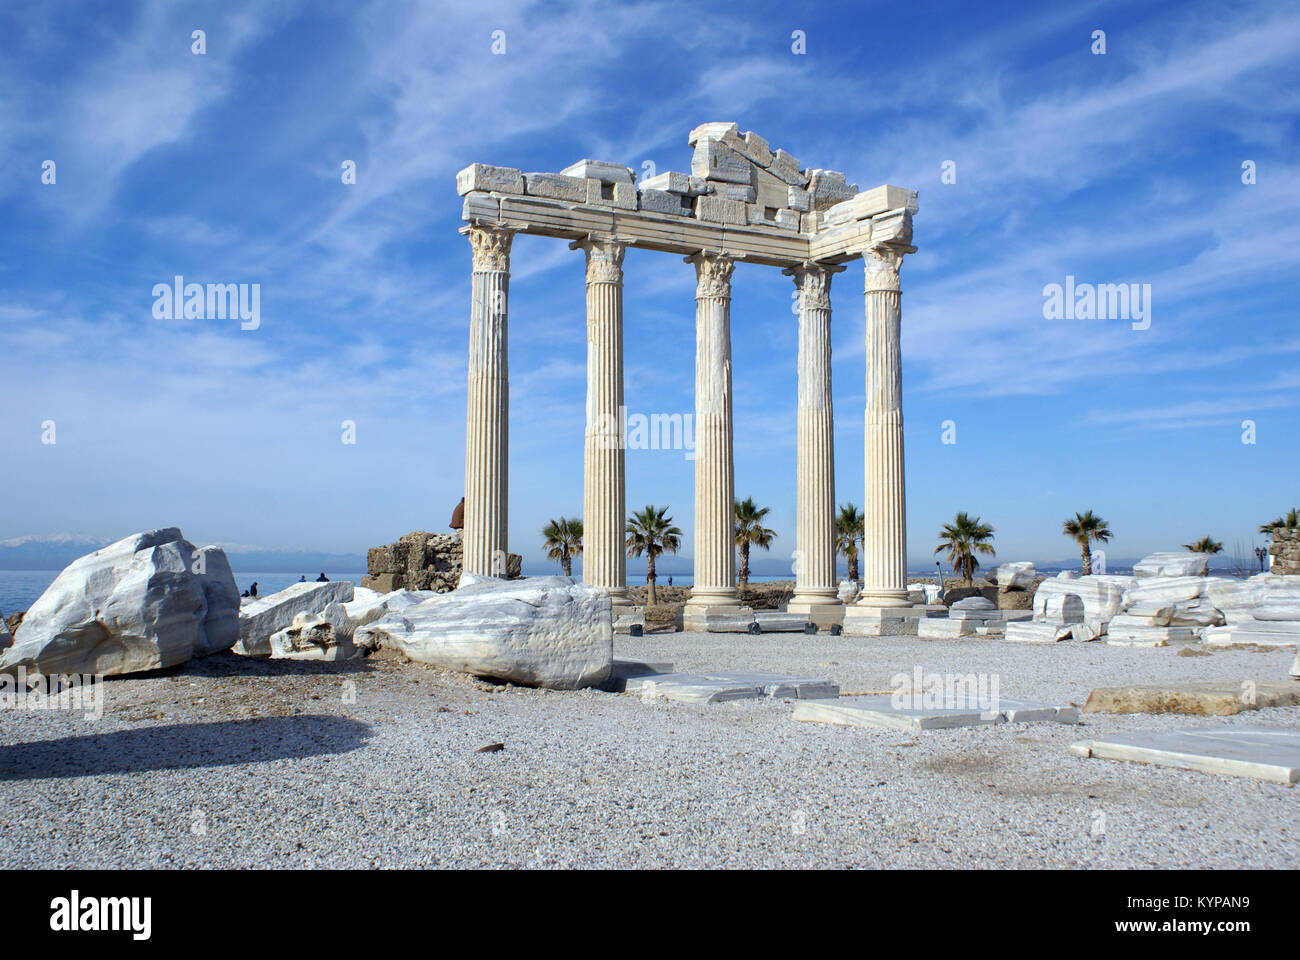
[362,530,521,593]
[1268,527,1300,575]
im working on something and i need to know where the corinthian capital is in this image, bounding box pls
[784,261,844,312]
[863,243,907,293]
[468,224,514,272]
[575,237,626,284]
[687,251,735,300]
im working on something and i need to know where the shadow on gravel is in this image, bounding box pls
[0,715,373,780]
[157,652,376,679]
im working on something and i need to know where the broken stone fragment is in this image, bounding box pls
[456,163,524,196]
[639,187,691,216]
[559,159,634,183]
[522,172,587,202]
[691,139,753,184]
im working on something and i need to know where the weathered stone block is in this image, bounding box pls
[456,163,524,196]
[691,139,753,184]
[523,172,586,202]
[695,195,748,225]
[560,159,634,183]
[639,188,690,216]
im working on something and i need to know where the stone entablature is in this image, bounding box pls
[457,122,916,267]
[454,122,921,629]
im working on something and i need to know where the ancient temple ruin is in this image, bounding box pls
[456,122,920,632]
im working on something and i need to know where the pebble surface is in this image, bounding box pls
[1,633,1296,868]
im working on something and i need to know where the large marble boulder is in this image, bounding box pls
[1,528,239,677]
[994,562,1036,591]
[357,575,612,689]
[838,580,861,603]
[233,580,354,657]
[1033,575,1134,622]
[1133,551,1209,578]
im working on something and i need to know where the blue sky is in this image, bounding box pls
[1,0,1297,574]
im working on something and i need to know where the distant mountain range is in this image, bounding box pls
[0,533,1252,577]
[0,534,365,573]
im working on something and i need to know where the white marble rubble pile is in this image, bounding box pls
[0,528,239,677]
[1005,550,1300,649]
[233,580,356,658]
[1201,575,1300,649]
[237,584,437,661]
[1004,571,1135,644]
[917,596,1032,639]
[356,574,612,689]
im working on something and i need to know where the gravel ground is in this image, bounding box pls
[0,633,1296,868]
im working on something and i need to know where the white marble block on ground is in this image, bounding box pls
[1074,728,1300,785]
[1003,621,1074,644]
[622,670,836,702]
[916,618,978,639]
[356,575,612,689]
[1203,625,1299,649]
[680,607,758,634]
[1105,620,1197,647]
[841,607,922,637]
[754,612,814,633]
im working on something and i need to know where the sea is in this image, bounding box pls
[1,566,1117,616]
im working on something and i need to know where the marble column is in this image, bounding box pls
[575,237,629,606]
[856,243,910,607]
[784,261,844,614]
[685,251,740,609]
[463,224,514,578]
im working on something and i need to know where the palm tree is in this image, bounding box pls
[1062,510,1112,575]
[1182,536,1224,555]
[835,503,865,582]
[626,505,681,606]
[1259,508,1300,538]
[734,496,777,590]
[934,512,996,586]
[541,516,583,577]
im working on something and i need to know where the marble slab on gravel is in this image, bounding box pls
[628,674,762,703]
[1073,727,1300,785]
[700,671,838,699]
[793,694,1079,731]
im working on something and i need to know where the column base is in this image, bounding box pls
[685,587,740,608]
[680,604,755,633]
[790,602,847,628]
[842,602,929,637]
[855,588,912,608]
[787,590,842,616]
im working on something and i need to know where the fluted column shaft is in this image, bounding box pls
[578,238,628,602]
[786,262,842,610]
[686,252,739,607]
[858,244,910,606]
[463,225,513,577]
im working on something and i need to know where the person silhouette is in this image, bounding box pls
[316,572,329,582]
[249,582,259,598]
[299,575,307,582]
